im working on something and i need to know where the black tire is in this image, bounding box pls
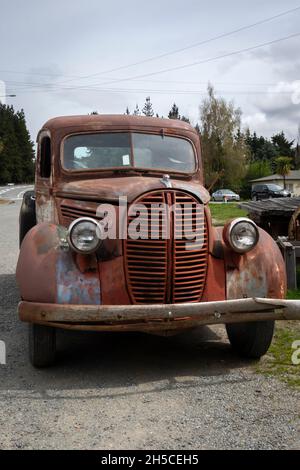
[19,190,36,247]
[226,320,274,359]
[29,324,56,367]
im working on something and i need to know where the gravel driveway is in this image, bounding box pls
[0,199,299,450]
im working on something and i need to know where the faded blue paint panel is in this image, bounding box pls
[227,267,268,300]
[56,253,101,305]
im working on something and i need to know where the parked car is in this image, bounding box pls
[16,115,300,367]
[251,184,291,201]
[211,189,240,202]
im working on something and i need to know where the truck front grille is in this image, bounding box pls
[124,190,208,304]
[60,200,100,226]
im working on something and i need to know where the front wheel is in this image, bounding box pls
[29,324,56,367]
[226,320,274,359]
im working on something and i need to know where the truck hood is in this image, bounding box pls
[55,176,210,204]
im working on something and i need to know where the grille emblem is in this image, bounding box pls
[161,174,172,188]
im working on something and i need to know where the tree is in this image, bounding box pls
[133,104,141,116]
[295,125,300,169]
[168,103,180,120]
[142,97,154,117]
[168,103,190,122]
[0,104,34,184]
[181,115,190,123]
[245,130,278,163]
[199,85,248,190]
[90,111,99,115]
[271,132,294,158]
[125,107,130,115]
[275,156,292,189]
[194,123,200,134]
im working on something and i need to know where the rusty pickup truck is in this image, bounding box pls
[16,115,300,367]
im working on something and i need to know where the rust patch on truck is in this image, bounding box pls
[226,228,286,300]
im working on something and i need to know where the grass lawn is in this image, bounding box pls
[256,290,300,388]
[257,319,300,388]
[209,202,248,226]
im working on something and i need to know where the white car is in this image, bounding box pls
[211,189,240,202]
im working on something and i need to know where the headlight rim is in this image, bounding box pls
[225,217,259,254]
[67,216,102,255]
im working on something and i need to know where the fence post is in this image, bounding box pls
[0,340,6,365]
[284,242,297,290]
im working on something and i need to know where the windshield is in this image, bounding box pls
[63,132,196,173]
[267,184,284,191]
[219,189,234,194]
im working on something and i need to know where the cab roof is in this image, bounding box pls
[41,114,197,134]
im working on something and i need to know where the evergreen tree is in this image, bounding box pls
[295,125,300,169]
[271,132,294,158]
[194,123,200,134]
[168,103,180,119]
[246,131,278,163]
[125,107,130,115]
[0,104,35,184]
[133,104,141,116]
[181,115,190,123]
[142,97,154,117]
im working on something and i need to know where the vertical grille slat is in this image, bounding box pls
[125,190,208,304]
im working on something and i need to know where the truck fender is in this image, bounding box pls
[16,223,101,305]
[225,227,286,300]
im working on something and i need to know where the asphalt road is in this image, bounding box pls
[0,196,299,450]
[0,184,34,201]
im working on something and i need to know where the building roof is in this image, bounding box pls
[251,170,300,183]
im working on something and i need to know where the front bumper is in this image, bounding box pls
[19,298,300,332]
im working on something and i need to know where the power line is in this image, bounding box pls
[97,31,300,87]
[62,5,300,83]
[4,77,283,90]
[9,84,297,97]
[1,5,299,90]
[8,31,300,96]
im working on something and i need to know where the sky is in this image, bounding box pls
[0,0,300,143]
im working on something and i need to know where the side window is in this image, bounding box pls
[40,136,51,178]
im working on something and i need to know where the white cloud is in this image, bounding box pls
[1,0,300,140]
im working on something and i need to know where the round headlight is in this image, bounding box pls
[67,217,102,254]
[224,218,259,253]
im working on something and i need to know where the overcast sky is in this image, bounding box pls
[0,0,300,142]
